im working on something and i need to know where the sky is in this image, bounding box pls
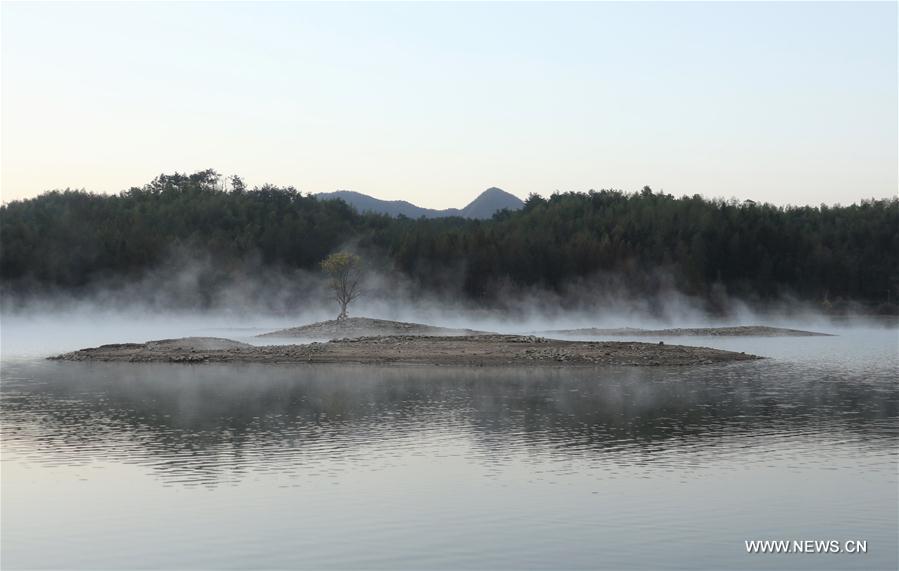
[1,1,896,208]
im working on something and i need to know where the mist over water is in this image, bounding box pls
[5,246,891,354]
[3,285,895,361]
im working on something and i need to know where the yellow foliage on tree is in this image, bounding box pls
[320,252,363,320]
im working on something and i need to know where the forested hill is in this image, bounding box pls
[2,170,897,312]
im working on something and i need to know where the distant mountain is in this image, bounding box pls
[315,190,456,218]
[316,187,523,220]
[459,187,523,219]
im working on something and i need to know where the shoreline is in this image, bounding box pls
[50,335,763,367]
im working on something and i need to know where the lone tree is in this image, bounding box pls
[321,252,363,320]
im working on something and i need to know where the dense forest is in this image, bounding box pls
[2,169,897,313]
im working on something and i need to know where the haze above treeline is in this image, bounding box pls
[1,170,897,315]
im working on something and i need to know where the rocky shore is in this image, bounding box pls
[50,335,762,367]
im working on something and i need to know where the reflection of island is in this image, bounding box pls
[2,362,895,487]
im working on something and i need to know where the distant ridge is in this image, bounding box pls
[317,187,524,219]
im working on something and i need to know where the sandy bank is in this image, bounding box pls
[541,325,832,337]
[258,317,491,339]
[50,335,761,367]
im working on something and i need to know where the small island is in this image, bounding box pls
[48,257,778,368]
[49,334,761,367]
[541,325,832,337]
[258,317,489,340]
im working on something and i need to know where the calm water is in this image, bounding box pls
[1,326,897,569]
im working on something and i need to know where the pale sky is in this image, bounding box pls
[1,1,896,208]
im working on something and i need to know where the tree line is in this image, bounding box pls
[2,170,897,312]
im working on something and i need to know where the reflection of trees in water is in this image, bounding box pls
[2,361,896,486]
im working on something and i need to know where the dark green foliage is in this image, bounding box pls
[2,170,897,309]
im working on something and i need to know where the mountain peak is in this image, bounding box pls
[461,187,524,219]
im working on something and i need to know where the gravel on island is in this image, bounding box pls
[50,335,762,367]
[540,325,832,337]
[258,317,491,339]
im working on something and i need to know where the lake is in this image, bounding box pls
[1,323,897,569]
